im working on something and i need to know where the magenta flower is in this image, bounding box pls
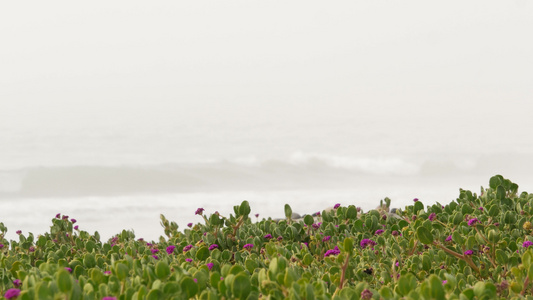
[316,211,321,216]
[334,203,341,209]
[264,234,272,239]
[62,215,69,220]
[74,225,79,230]
[71,219,77,224]
[166,245,176,254]
[195,208,204,215]
[183,245,193,252]
[243,244,254,250]
[16,230,21,235]
[102,297,117,300]
[4,289,20,299]
[152,255,159,260]
[277,236,283,241]
[467,218,479,226]
[13,279,21,287]
[360,239,377,249]
[187,223,193,228]
[104,271,111,275]
[443,280,447,285]
[29,246,35,252]
[150,249,159,254]
[446,235,452,242]
[523,241,533,248]
[375,229,384,235]
[479,207,484,211]
[361,289,373,300]
[312,223,321,230]
[193,278,198,283]
[413,198,419,202]
[324,246,341,257]
[0,244,4,249]
[428,213,436,221]
[255,214,259,218]
[206,262,214,270]
[65,267,72,273]
[186,258,193,262]
[464,250,474,256]
[322,236,331,242]
[55,213,61,219]
[209,244,218,251]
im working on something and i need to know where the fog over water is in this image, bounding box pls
[1,0,532,241]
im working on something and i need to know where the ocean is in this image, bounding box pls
[2,117,533,242]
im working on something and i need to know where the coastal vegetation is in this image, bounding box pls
[1,175,532,299]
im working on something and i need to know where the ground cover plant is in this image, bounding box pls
[1,175,533,299]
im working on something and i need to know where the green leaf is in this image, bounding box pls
[284,204,293,220]
[232,273,251,299]
[396,274,417,296]
[379,286,394,299]
[496,186,506,201]
[239,200,251,217]
[414,201,424,214]
[196,246,210,261]
[346,205,357,220]
[155,261,170,280]
[181,277,199,298]
[343,238,354,255]
[428,274,445,300]
[245,258,258,273]
[56,269,72,293]
[83,253,96,268]
[146,289,163,300]
[116,263,129,281]
[489,175,502,189]
[417,226,433,245]
[304,215,314,226]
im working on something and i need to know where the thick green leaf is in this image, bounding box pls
[417,226,433,245]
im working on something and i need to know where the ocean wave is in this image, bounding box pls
[0,154,424,197]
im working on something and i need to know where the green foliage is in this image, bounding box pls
[3,175,533,299]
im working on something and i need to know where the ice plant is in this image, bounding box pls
[74,225,79,230]
[104,271,111,275]
[152,255,159,260]
[187,223,193,228]
[324,246,341,257]
[360,239,376,249]
[322,235,331,242]
[209,244,218,251]
[206,262,214,270]
[183,245,193,252]
[467,218,479,226]
[523,241,533,248]
[55,213,60,219]
[375,229,384,235]
[195,208,204,215]
[428,213,436,221]
[361,289,373,299]
[16,230,21,235]
[150,248,159,254]
[334,203,341,209]
[186,258,193,262]
[166,245,176,254]
[264,234,272,239]
[464,250,474,256]
[13,279,21,287]
[446,235,452,242]
[65,267,72,273]
[71,218,77,223]
[243,243,253,250]
[413,198,419,202]
[4,289,20,300]
[102,297,117,300]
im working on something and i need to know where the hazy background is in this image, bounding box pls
[1,0,532,241]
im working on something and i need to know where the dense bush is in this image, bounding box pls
[1,175,533,299]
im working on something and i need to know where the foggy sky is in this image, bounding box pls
[1,0,532,139]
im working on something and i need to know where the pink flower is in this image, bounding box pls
[186,258,193,262]
[206,263,214,270]
[4,289,20,299]
[334,203,341,209]
[166,245,176,254]
[209,244,218,251]
[183,245,193,252]
[187,223,193,228]
[195,208,204,215]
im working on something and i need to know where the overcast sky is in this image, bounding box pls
[1,0,532,131]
